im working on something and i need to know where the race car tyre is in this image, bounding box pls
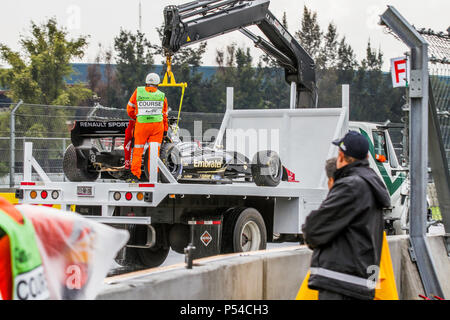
[144,143,182,183]
[221,207,267,254]
[159,143,183,183]
[63,144,100,182]
[251,150,282,187]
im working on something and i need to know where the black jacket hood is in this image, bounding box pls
[334,159,391,209]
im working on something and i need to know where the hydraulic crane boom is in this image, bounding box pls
[162,0,317,108]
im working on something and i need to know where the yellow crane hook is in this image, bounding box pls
[159,55,188,134]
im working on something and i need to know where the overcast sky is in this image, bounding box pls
[1,0,449,71]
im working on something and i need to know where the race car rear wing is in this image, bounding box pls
[71,121,129,147]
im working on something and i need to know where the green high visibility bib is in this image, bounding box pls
[0,209,49,300]
[136,87,165,124]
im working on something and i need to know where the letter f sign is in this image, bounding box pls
[391,57,409,88]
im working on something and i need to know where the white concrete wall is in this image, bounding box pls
[97,235,449,300]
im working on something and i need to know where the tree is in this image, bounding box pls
[146,25,209,114]
[336,36,358,84]
[103,49,122,108]
[295,6,322,61]
[87,45,103,94]
[351,39,400,122]
[210,44,266,111]
[0,18,91,105]
[114,29,155,107]
[87,44,122,108]
[0,18,93,173]
[319,23,339,69]
[360,39,383,71]
[163,41,209,113]
[315,23,340,107]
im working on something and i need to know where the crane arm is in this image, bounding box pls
[162,0,317,108]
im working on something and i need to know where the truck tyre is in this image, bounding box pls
[169,224,190,254]
[136,224,170,268]
[63,144,99,182]
[221,207,267,253]
[251,150,282,187]
[136,246,170,268]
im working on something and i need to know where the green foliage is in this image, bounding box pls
[344,40,403,123]
[0,18,92,106]
[0,18,93,142]
[208,44,266,111]
[0,112,9,178]
[319,23,339,69]
[295,6,322,61]
[164,42,209,113]
[87,46,122,108]
[114,29,155,107]
[0,18,94,174]
[0,162,8,178]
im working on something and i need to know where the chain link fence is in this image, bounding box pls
[0,96,409,189]
[418,28,450,173]
[418,28,450,220]
[0,101,224,188]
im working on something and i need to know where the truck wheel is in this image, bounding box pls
[222,208,267,253]
[136,246,170,269]
[169,224,190,254]
[63,144,99,182]
[136,224,170,268]
[251,150,282,187]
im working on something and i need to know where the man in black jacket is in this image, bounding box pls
[302,131,391,300]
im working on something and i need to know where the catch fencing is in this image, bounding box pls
[0,98,407,189]
[0,101,224,188]
[418,28,450,173]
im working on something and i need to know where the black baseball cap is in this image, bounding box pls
[332,131,369,160]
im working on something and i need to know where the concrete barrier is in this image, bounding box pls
[97,235,449,300]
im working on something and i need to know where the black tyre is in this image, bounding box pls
[136,246,170,269]
[144,143,182,183]
[169,224,190,254]
[221,207,267,254]
[136,224,170,268]
[251,150,282,187]
[63,144,100,182]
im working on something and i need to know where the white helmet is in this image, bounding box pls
[145,73,160,85]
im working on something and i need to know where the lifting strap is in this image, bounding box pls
[158,55,188,134]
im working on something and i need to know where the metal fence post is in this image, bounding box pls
[62,139,67,182]
[380,6,444,298]
[290,82,297,110]
[226,87,234,111]
[342,84,350,130]
[149,142,159,183]
[9,100,23,188]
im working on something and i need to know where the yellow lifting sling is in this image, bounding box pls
[158,55,187,134]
